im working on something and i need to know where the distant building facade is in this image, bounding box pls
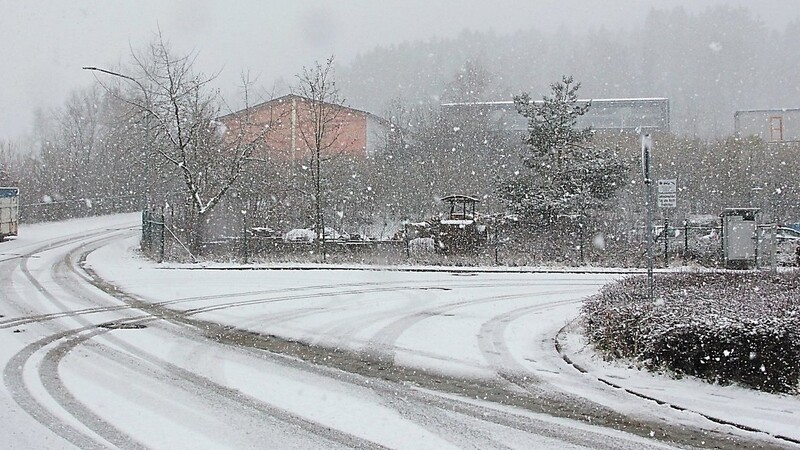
[441,98,670,133]
[734,108,800,143]
[220,94,388,161]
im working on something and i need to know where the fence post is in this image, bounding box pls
[494,228,499,265]
[404,226,410,259]
[159,208,165,263]
[141,210,149,251]
[683,219,689,260]
[242,215,249,264]
[578,216,585,264]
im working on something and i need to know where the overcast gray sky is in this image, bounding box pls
[1,0,797,142]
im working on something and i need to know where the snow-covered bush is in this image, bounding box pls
[408,237,436,255]
[582,271,800,393]
[283,228,315,243]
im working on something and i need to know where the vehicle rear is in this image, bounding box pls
[0,187,19,241]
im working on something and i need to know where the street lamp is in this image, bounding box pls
[82,66,147,94]
[83,66,153,211]
[642,133,654,302]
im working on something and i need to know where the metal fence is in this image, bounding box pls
[141,208,196,263]
[141,209,165,262]
[137,209,799,268]
[21,194,140,223]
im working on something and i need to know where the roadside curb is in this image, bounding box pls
[554,319,800,447]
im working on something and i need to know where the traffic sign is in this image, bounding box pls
[657,179,677,208]
[641,134,652,183]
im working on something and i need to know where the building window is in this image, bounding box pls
[769,116,783,142]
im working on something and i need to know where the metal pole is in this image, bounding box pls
[494,228,499,265]
[664,218,669,267]
[770,222,777,274]
[642,134,654,301]
[141,210,148,251]
[683,219,689,260]
[159,208,165,263]
[242,212,249,264]
[579,215,585,264]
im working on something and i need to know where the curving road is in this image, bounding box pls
[0,214,791,449]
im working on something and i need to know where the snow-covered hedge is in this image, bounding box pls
[581,271,800,393]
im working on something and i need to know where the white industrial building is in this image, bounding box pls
[441,98,670,133]
[734,108,800,143]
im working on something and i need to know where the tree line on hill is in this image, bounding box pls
[339,5,800,140]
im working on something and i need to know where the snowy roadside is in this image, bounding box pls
[23,213,784,447]
[154,258,717,275]
[87,232,799,444]
[558,324,800,444]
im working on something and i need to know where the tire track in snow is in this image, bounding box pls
[476,296,583,385]
[4,320,149,449]
[71,241,665,448]
[6,227,389,448]
[2,232,451,449]
[59,238,389,449]
[364,288,591,368]
[0,232,138,330]
[179,279,534,317]
[42,317,384,450]
[2,226,148,448]
[20,225,783,449]
[0,224,137,264]
[0,226,134,330]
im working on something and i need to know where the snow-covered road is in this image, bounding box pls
[1,214,796,449]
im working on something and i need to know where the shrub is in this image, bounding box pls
[582,271,800,393]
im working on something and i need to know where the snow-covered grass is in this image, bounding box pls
[582,271,800,393]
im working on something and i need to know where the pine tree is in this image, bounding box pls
[499,76,627,225]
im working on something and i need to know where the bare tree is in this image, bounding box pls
[0,140,19,186]
[86,35,271,254]
[293,56,346,258]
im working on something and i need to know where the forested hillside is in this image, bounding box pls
[338,6,800,139]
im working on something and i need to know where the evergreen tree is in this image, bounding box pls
[499,76,627,225]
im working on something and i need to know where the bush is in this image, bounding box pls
[582,271,800,393]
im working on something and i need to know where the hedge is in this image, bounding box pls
[581,271,800,393]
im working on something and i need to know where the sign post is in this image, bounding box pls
[641,134,654,302]
[657,179,677,208]
[657,179,677,266]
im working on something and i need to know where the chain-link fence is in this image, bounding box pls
[657,222,723,267]
[756,224,799,269]
[141,209,164,262]
[21,194,141,223]
[141,208,196,263]
[137,208,800,269]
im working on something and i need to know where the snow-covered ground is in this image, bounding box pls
[1,214,797,449]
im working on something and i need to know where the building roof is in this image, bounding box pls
[441,194,480,203]
[442,97,670,132]
[734,107,800,115]
[441,98,669,108]
[219,93,386,123]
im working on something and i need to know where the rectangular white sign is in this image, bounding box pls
[658,194,676,208]
[657,179,677,193]
[657,179,677,208]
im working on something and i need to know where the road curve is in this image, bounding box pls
[1,215,792,449]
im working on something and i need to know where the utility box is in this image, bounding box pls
[0,187,19,241]
[721,208,759,269]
